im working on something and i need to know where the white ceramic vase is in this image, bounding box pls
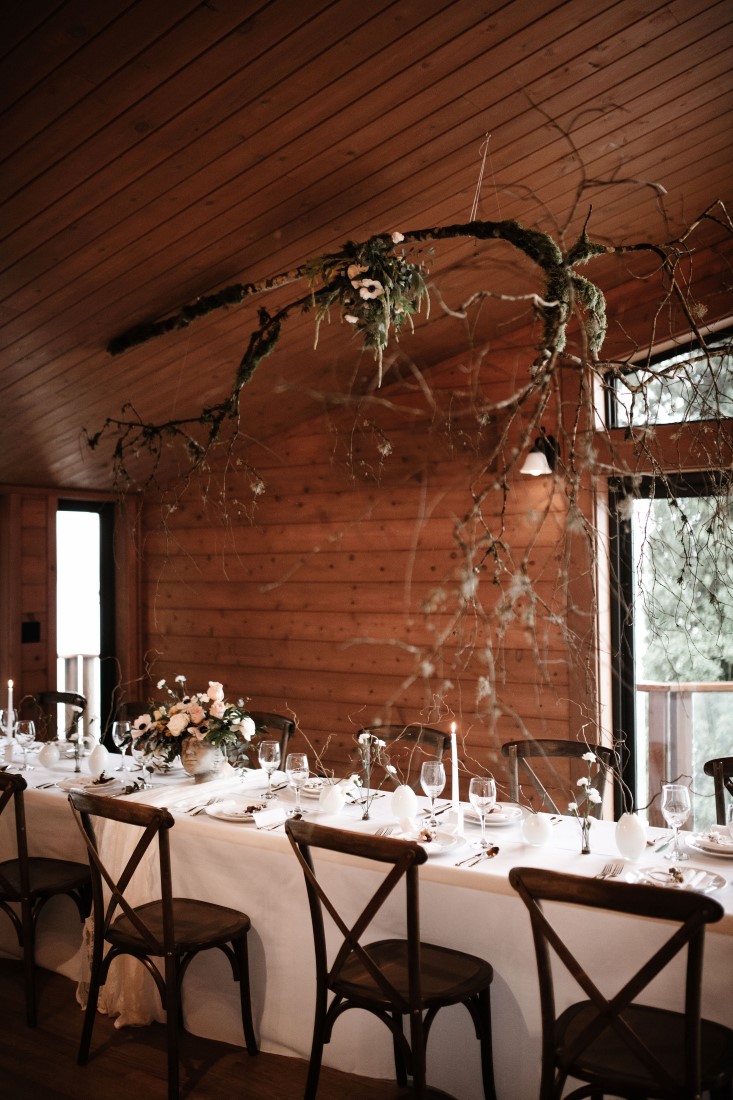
[615,811,647,860]
[319,782,346,815]
[521,811,553,847]
[391,784,419,821]
[38,741,60,768]
[88,743,109,777]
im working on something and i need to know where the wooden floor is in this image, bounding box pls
[0,959,452,1099]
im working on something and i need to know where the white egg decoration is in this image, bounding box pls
[391,784,419,821]
[88,743,109,777]
[38,741,60,768]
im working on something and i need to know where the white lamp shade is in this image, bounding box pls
[520,449,552,476]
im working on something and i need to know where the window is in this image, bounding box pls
[610,473,733,830]
[608,328,733,428]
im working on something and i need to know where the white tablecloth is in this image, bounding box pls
[1,753,731,1100]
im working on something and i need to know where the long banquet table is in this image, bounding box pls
[1,752,731,1100]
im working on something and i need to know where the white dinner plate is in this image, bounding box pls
[464,802,522,827]
[205,799,267,822]
[686,834,733,859]
[394,828,459,857]
[629,864,727,894]
[55,775,124,793]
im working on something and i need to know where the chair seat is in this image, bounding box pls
[334,938,493,1009]
[0,857,90,901]
[109,897,251,954]
[558,1000,733,1095]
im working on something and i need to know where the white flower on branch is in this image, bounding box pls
[391,231,404,243]
[587,788,602,805]
[359,278,384,300]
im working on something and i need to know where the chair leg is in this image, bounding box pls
[79,944,105,1065]
[408,1008,427,1100]
[304,986,328,1100]
[392,1011,408,1088]
[21,898,36,1027]
[233,935,258,1055]
[165,954,180,1100]
[476,989,497,1100]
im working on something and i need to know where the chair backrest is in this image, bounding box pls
[703,756,733,825]
[0,771,31,899]
[357,724,450,790]
[501,738,613,816]
[33,691,86,742]
[509,866,724,1098]
[248,711,295,763]
[68,790,175,956]
[286,818,427,1011]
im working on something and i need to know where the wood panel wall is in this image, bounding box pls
[141,352,596,800]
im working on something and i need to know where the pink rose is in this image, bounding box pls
[210,700,225,719]
[188,704,205,725]
[207,681,224,702]
[168,712,189,736]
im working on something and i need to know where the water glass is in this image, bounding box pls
[258,740,281,799]
[15,720,36,771]
[660,783,691,861]
[111,721,132,771]
[469,776,497,849]
[285,752,309,816]
[420,760,446,827]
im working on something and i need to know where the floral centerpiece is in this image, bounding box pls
[568,750,604,853]
[131,676,257,768]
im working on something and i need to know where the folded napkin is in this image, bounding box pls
[252,806,287,829]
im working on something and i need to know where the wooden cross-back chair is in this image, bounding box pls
[32,690,86,743]
[703,756,733,825]
[68,791,258,1100]
[248,710,295,764]
[501,739,614,817]
[0,771,90,1026]
[509,866,733,1100]
[286,818,497,1100]
[356,723,451,791]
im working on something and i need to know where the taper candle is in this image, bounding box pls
[451,721,459,810]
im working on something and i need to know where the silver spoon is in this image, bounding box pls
[455,844,499,868]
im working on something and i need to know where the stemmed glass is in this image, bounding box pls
[420,760,446,828]
[285,752,309,816]
[111,721,132,772]
[469,777,497,850]
[258,740,281,800]
[15,720,37,771]
[661,783,691,861]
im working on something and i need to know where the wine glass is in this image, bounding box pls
[469,777,497,850]
[661,783,691,861]
[111,721,132,772]
[420,760,446,828]
[258,740,281,800]
[285,752,309,816]
[15,720,36,771]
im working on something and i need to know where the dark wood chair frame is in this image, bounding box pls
[248,710,295,764]
[703,756,733,826]
[501,738,614,817]
[509,865,733,1100]
[286,817,496,1100]
[68,791,258,1100]
[356,723,451,791]
[0,771,90,1026]
[33,690,86,742]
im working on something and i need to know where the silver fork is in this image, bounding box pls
[375,824,395,837]
[596,861,623,879]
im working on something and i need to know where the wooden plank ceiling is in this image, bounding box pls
[1,0,731,490]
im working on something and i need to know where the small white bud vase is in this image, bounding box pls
[319,782,346,815]
[88,743,109,777]
[615,811,647,861]
[391,784,418,821]
[38,741,60,768]
[521,811,553,847]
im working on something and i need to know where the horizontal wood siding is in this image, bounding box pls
[141,356,580,797]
